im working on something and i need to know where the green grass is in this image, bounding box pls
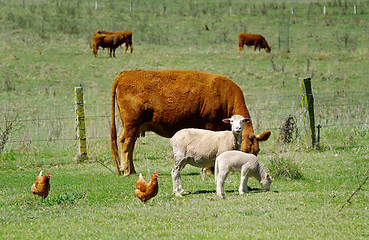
[1,0,369,239]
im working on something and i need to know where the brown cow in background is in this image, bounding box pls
[238,33,271,53]
[96,30,133,54]
[111,70,271,176]
[91,30,133,57]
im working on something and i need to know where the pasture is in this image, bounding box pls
[1,0,368,238]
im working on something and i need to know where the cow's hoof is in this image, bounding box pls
[123,172,136,177]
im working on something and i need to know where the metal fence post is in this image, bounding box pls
[278,16,290,52]
[316,124,321,149]
[74,86,87,161]
[299,77,316,148]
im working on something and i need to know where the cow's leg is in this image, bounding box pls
[119,128,138,176]
[238,42,244,53]
[113,48,116,58]
[239,166,249,195]
[124,43,128,54]
[130,43,133,53]
[238,45,242,53]
[92,44,98,58]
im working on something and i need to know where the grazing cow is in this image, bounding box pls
[111,70,271,176]
[92,30,133,58]
[95,30,133,54]
[238,33,271,53]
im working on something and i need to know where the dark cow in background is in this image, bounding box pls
[111,70,271,176]
[238,33,271,53]
[91,30,133,58]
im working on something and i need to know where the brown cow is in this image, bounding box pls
[238,33,271,53]
[95,30,133,54]
[111,70,271,176]
[92,30,133,58]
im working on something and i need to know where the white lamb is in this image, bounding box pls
[170,115,247,197]
[215,150,272,198]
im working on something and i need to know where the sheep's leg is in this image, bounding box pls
[216,169,228,199]
[239,166,249,195]
[171,157,187,197]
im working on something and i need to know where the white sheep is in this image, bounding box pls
[215,150,272,198]
[170,115,247,197]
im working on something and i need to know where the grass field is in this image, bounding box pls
[1,0,369,239]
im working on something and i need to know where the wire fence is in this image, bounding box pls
[1,82,368,153]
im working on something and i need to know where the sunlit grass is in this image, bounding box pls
[1,0,369,239]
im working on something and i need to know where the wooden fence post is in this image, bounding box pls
[299,77,316,148]
[74,87,88,161]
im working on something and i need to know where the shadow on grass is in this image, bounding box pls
[188,187,278,195]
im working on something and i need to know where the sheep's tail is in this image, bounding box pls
[111,78,121,175]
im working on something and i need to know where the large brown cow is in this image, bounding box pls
[238,33,271,53]
[92,30,133,57]
[111,70,271,176]
[95,30,133,54]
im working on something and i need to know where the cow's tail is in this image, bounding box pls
[111,79,121,175]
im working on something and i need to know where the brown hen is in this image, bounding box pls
[135,171,158,203]
[31,171,51,200]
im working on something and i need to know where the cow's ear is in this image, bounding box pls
[256,131,271,141]
[222,118,231,124]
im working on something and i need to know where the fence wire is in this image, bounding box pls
[2,87,368,150]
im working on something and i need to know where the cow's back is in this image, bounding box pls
[113,70,250,137]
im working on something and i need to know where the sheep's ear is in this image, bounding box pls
[222,118,231,124]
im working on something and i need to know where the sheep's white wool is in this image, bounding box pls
[170,115,246,197]
[214,150,272,198]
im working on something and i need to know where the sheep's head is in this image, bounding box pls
[223,115,271,155]
[222,115,247,134]
[260,173,272,191]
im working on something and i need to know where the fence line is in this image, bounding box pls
[1,99,368,124]
[2,89,368,112]
[2,85,368,148]
[5,118,368,144]
[2,101,368,125]
[2,82,368,98]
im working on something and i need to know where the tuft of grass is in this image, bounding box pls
[43,192,86,206]
[268,155,302,180]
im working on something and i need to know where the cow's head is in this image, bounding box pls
[265,46,271,53]
[241,130,271,156]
